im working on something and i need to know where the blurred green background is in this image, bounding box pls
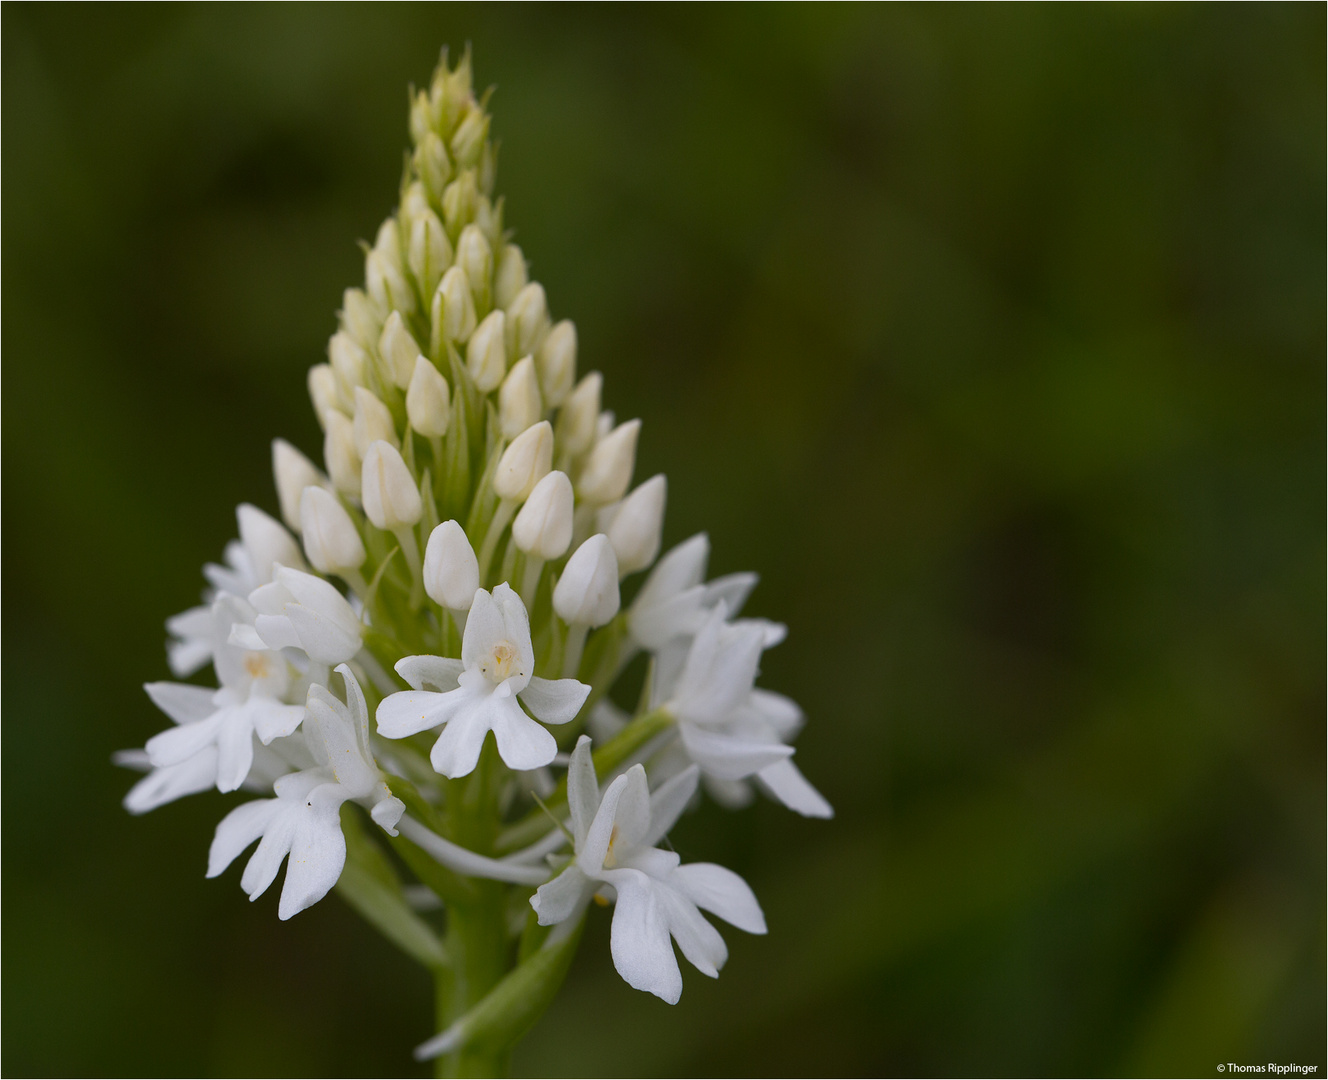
[4,5,1323,1077]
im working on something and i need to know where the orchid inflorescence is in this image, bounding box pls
[118,48,831,1073]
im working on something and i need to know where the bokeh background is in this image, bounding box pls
[4,5,1323,1077]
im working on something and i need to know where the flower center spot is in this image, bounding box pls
[603,824,620,868]
[244,652,273,680]
[480,640,523,684]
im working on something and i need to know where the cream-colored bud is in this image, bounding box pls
[237,503,306,583]
[379,311,423,390]
[433,266,477,344]
[367,248,415,315]
[407,356,451,438]
[505,282,550,360]
[414,130,453,200]
[441,49,474,131]
[442,170,478,236]
[494,420,553,502]
[455,225,492,307]
[577,419,640,505]
[324,410,362,495]
[409,89,433,147]
[535,320,577,407]
[361,441,422,531]
[600,474,667,575]
[423,520,479,609]
[341,288,381,351]
[300,486,366,575]
[374,219,402,265]
[272,439,326,531]
[498,357,542,439]
[308,365,340,428]
[512,470,574,559]
[408,208,452,298]
[553,534,620,627]
[401,182,430,227]
[556,372,602,458]
[466,310,508,392]
[353,387,399,457]
[494,244,528,310]
[450,105,488,170]
[329,332,367,401]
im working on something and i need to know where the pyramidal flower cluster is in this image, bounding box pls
[119,49,830,1071]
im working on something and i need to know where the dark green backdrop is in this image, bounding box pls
[4,5,1323,1077]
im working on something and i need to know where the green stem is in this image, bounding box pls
[435,885,512,1078]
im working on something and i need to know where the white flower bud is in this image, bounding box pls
[341,288,381,352]
[272,439,326,531]
[494,420,553,502]
[324,410,362,495]
[505,282,550,360]
[361,441,422,531]
[367,248,415,315]
[442,170,478,236]
[494,243,528,310]
[414,131,453,199]
[374,218,402,265]
[600,474,667,575]
[455,225,492,307]
[535,320,577,408]
[441,49,474,131]
[553,534,620,627]
[401,182,430,228]
[433,266,477,344]
[353,387,399,457]
[407,356,451,438]
[498,356,542,439]
[237,503,306,584]
[577,418,640,505]
[556,372,602,458]
[467,309,507,392]
[379,311,423,390]
[409,89,433,147]
[450,105,488,170]
[512,470,574,559]
[408,208,452,298]
[300,487,366,575]
[423,520,479,609]
[308,365,340,428]
[328,332,367,401]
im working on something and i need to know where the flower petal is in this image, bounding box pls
[518,676,590,725]
[643,765,700,848]
[429,711,492,779]
[145,712,223,769]
[278,792,348,920]
[604,868,683,1003]
[395,655,466,692]
[249,698,305,745]
[757,758,833,819]
[657,884,727,978]
[492,582,535,681]
[460,587,504,668]
[144,682,218,726]
[613,764,653,853]
[208,797,283,878]
[565,735,599,849]
[531,864,591,926]
[124,747,219,814]
[490,697,558,772]
[377,686,470,739]
[215,711,258,793]
[671,862,767,935]
[580,772,629,873]
[678,725,793,781]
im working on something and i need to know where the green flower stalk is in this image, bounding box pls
[118,48,831,1076]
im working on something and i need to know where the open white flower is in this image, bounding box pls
[207,666,403,920]
[229,564,363,666]
[531,736,766,1003]
[376,583,590,778]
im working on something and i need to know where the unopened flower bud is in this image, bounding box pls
[442,170,478,236]
[272,439,326,531]
[361,441,422,531]
[324,410,362,495]
[329,332,367,404]
[341,288,381,351]
[467,310,507,392]
[450,105,488,170]
[554,534,620,627]
[505,282,549,360]
[237,503,306,583]
[494,420,553,502]
[494,243,528,310]
[414,131,453,200]
[499,356,542,439]
[407,356,451,437]
[556,372,602,458]
[379,311,423,390]
[308,365,340,427]
[600,474,667,575]
[577,419,640,505]
[512,470,574,559]
[409,89,433,147]
[408,208,452,298]
[433,266,477,344]
[353,387,399,457]
[455,225,492,308]
[300,487,366,575]
[441,49,474,132]
[423,520,479,609]
[536,320,577,407]
[374,219,402,266]
[367,248,415,315]
[401,182,430,228]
